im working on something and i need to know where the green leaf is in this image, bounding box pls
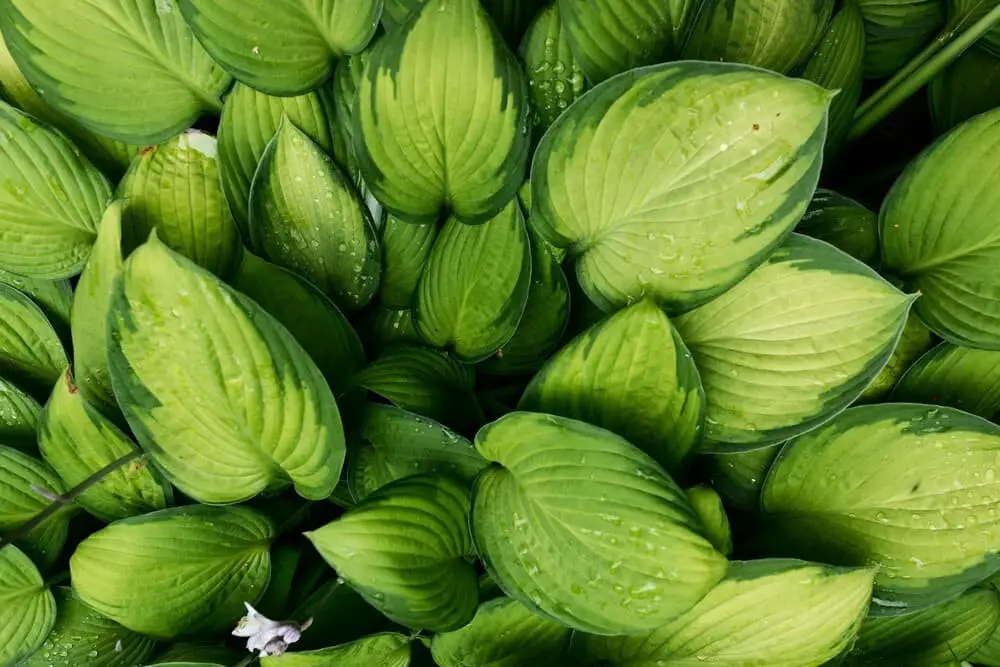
[379,216,437,310]
[974,611,1000,666]
[431,596,572,667]
[856,0,945,78]
[0,0,231,144]
[289,576,396,651]
[520,299,704,474]
[685,486,732,557]
[330,42,374,188]
[930,47,1000,134]
[0,282,67,398]
[0,376,40,453]
[250,118,380,311]
[71,505,273,639]
[21,587,160,667]
[177,0,380,96]
[119,131,241,279]
[354,0,530,224]
[357,307,423,356]
[0,101,111,279]
[348,403,488,502]
[846,587,1000,666]
[261,633,412,667]
[761,403,1000,613]
[108,236,346,504]
[480,0,539,46]
[306,473,479,632]
[0,445,71,568]
[881,109,1000,349]
[0,269,72,335]
[892,342,1000,418]
[531,62,830,313]
[704,444,781,513]
[147,642,245,665]
[0,545,55,666]
[859,312,933,402]
[38,369,170,522]
[951,0,1000,57]
[796,189,879,265]
[574,559,874,666]
[674,234,913,450]
[415,202,531,363]
[471,412,727,635]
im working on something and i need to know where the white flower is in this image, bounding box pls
[232,602,313,658]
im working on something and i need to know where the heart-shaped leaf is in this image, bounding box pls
[892,342,1000,418]
[930,47,1000,134]
[0,445,72,568]
[860,312,933,401]
[379,217,437,310]
[261,633,412,667]
[0,545,56,666]
[705,445,781,513]
[856,0,945,78]
[471,412,727,635]
[354,0,530,224]
[108,235,345,504]
[531,62,831,313]
[0,282,67,398]
[796,189,879,265]
[0,269,72,335]
[0,376,41,453]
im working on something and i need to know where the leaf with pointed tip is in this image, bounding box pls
[856,0,945,78]
[930,47,1000,134]
[0,376,40,452]
[0,269,72,334]
[0,445,72,567]
[797,189,879,265]
[860,312,933,401]
[705,444,781,513]
[0,282,67,397]
[261,633,411,667]
[0,545,55,666]
[108,237,346,504]
[307,474,479,631]
[354,0,530,224]
[379,216,437,309]
[893,343,1000,418]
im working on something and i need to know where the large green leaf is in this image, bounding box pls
[354,0,530,224]
[378,216,437,310]
[415,202,531,363]
[761,403,1000,613]
[796,189,879,265]
[674,234,913,450]
[574,559,874,666]
[882,109,1000,349]
[0,545,55,666]
[704,444,781,513]
[930,46,1000,134]
[856,0,945,78]
[520,299,703,474]
[0,375,40,453]
[250,118,380,311]
[0,445,72,568]
[859,312,933,401]
[177,0,380,96]
[71,506,273,639]
[0,283,67,398]
[119,131,241,279]
[261,633,411,667]
[471,412,727,635]
[307,473,479,632]
[892,342,1000,418]
[330,41,378,187]
[22,587,160,667]
[0,0,231,144]
[0,101,111,279]
[38,369,171,522]
[107,236,346,504]
[531,62,830,313]
[0,270,72,335]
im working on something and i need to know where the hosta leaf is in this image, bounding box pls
[354,0,530,224]
[250,118,380,310]
[415,202,531,363]
[952,0,1000,56]
[930,46,1000,134]
[480,0,539,46]
[177,0,380,96]
[761,403,1000,613]
[796,189,879,265]
[330,43,373,186]
[379,216,437,309]
[0,445,71,568]
[22,587,159,667]
[288,576,395,651]
[307,473,479,631]
[0,283,67,398]
[71,506,273,639]
[38,369,170,522]
[531,62,830,313]
[856,0,945,78]
[119,131,241,279]
[705,444,781,513]
[0,376,39,453]
[675,234,913,450]
[149,642,246,665]
[431,596,572,667]
[261,633,411,667]
[0,269,72,334]
[846,587,1000,666]
[574,559,874,666]
[0,0,231,144]
[520,299,703,474]
[859,312,933,401]
[882,109,1000,349]
[0,545,55,666]
[893,342,1000,418]
[685,486,732,557]
[685,0,834,74]
[974,617,1000,666]
[0,101,111,279]
[348,403,487,501]
[471,412,727,635]
[358,307,423,355]
[108,236,346,504]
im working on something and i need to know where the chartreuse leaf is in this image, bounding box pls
[0,282,67,397]
[685,486,732,557]
[705,444,781,513]
[107,236,346,504]
[882,109,1000,349]
[797,189,879,265]
[675,234,913,450]
[472,412,727,635]
[119,131,241,279]
[685,0,834,74]
[0,101,111,279]
[307,473,480,632]
[250,118,380,311]
[520,299,704,474]
[0,545,55,666]
[22,587,159,667]
[846,587,1000,666]
[860,313,933,401]
[532,62,830,313]
[379,216,437,309]
[354,0,530,224]
[574,559,874,666]
[931,47,1000,134]
[38,369,170,522]
[348,404,487,501]
[0,376,40,452]
[0,0,231,144]
[415,202,531,363]
[261,633,411,667]
[856,0,945,78]
[0,445,72,567]
[177,0,380,96]
[0,269,72,334]
[431,596,571,667]
[71,506,273,639]
[761,404,1000,614]
[893,343,1000,418]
